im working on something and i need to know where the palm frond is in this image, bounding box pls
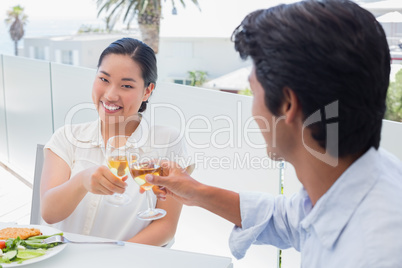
[189,0,200,11]
[171,0,200,11]
[5,18,12,25]
[126,10,137,27]
[5,5,28,26]
[123,0,138,22]
[97,0,122,17]
[21,15,28,25]
[109,0,126,18]
[96,0,108,7]
[97,2,111,17]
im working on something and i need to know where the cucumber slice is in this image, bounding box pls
[2,249,17,261]
[17,249,46,259]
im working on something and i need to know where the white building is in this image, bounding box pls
[23,34,128,68]
[22,34,250,84]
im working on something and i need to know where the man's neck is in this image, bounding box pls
[291,150,361,206]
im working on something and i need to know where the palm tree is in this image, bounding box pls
[97,0,200,54]
[5,5,28,56]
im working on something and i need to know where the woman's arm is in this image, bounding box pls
[127,194,182,246]
[40,149,127,224]
[40,149,87,223]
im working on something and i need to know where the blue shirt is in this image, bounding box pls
[229,148,402,267]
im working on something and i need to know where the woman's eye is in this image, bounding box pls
[100,77,108,83]
[122,85,133,89]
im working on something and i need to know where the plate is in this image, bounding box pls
[0,223,67,267]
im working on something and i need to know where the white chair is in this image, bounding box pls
[30,144,44,225]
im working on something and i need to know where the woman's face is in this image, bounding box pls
[92,53,154,126]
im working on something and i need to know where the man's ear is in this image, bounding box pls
[281,87,300,124]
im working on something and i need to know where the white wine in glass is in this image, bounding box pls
[128,148,166,220]
[105,135,131,207]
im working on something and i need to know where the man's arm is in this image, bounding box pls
[145,161,242,227]
[148,161,304,259]
[194,185,241,227]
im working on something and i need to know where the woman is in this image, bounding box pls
[40,38,187,246]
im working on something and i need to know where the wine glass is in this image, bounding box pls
[105,135,131,207]
[127,147,166,220]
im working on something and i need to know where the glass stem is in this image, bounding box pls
[146,190,153,210]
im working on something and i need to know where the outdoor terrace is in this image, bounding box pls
[1,55,401,268]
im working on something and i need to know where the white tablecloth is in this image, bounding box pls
[0,223,233,268]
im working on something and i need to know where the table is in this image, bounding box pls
[0,224,232,268]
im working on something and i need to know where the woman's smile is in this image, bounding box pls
[101,101,122,113]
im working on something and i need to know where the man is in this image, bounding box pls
[146,0,402,266]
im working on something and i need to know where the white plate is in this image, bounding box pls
[0,224,67,267]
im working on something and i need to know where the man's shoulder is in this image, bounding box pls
[345,149,402,257]
[342,184,402,267]
[353,157,402,242]
[378,148,402,175]
[357,148,402,213]
[371,148,402,200]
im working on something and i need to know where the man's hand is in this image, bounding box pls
[138,185,165,195]
[144,161,202,206]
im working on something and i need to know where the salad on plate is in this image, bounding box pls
[0,227,63,266]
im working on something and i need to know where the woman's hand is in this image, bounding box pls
[41,149,129,224]
[82,165,128,195]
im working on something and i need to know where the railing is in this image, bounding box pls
[1,55,402,268]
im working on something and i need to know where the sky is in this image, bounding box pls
[0,0,99,20]
[0,0,300,38]
[0,0,299,19]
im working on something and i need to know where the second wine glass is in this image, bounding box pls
[127,147,166,220]
[105,135,131,207]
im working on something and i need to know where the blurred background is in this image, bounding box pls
[1,0,401,116]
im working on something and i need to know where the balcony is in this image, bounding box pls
[1,55,401,268]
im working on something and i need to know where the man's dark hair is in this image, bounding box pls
[98,37,157,113]
[232,0,390,157]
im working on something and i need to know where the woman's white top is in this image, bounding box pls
[44,116,190,240]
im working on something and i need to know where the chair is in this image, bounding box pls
[30,144,45,225]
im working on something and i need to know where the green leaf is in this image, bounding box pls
[386,68,402,122]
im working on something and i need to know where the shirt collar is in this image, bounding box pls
[74,114,150,148]
[300,147,380,249]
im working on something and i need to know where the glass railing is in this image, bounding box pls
[0,55,282,267]
[2,55,402,268]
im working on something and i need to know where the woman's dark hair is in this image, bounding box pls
[232,0,390,157]
[97,37,157,113]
